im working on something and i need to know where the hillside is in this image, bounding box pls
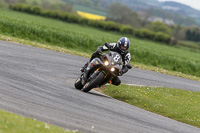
[162,1,200,23]
[1,8,200,78]
[106,0,200,25]
[105,0,161,10]
[64,0,200,26]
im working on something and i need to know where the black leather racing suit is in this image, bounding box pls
[89,42,131,86]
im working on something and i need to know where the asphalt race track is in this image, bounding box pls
[0,40,199,133]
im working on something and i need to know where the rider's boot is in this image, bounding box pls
[80,62,89,72]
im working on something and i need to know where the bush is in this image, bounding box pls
[58,13,70,21]
[102,21,121,31]
[31,6,42,15]
[120,25,134,34]
[169,37,178,45]
[9,3,172,45]
[67,14,80,23]
[41,10,56,18]
[154,32,170,43]
[44,11,60,19]
[134,29,155,39]
[9,3,24,11]
[88,20,106,29]
[78,18,90,25]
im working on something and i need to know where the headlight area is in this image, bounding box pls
[110,67,115,72]
[104,61,109,66]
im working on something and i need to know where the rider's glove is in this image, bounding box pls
[119,65,128,76]
[105,42,111,49]
[122,65,128,73]
[96,50,103,55]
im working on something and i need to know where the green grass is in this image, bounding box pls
[0,8,200,77]
[102,84,200,128]
[1,33,200,82]
[176,40,200,53]
[0,8,200,130]
[0,109,75,133]
[1,33,199,83]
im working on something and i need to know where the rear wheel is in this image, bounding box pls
[74,77,83,90]
[81,72,105,92]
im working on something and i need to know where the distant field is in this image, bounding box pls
[0,9,200,77]
[77,11,106,20]
[74,4,107,16]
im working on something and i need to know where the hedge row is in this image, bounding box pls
[9,4,172,44]
[1,16,199,77]
[0,16,100,52]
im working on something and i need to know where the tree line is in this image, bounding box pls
[186,28,200,42]
[1,0,200,44]
[9,3,172,44]
[63,0,200,43]
[0,0,74,12]
[106,2,200,43]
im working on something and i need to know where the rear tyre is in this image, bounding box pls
[74,77,83,90]
[81,72,105,92]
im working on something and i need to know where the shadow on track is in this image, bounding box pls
[88,91,111,99]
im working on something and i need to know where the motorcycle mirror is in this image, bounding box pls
[126,64,132,69]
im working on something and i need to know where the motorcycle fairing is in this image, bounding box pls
[84,58,104,82]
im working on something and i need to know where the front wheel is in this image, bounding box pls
[74,77,84,90]
[81,72,105,92]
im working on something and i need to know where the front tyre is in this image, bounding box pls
[74,77,83,90]
[81,72,105,92]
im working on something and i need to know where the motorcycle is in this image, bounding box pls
[74,49,132,92]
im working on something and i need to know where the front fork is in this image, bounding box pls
[81,58,103,85]
[81,69,101,85]
[80,58,115,86]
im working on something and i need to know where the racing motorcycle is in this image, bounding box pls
[74,49,132,92]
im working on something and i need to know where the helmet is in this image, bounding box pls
[117,37,130,53]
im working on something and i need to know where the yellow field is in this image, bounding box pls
[77,11,106,20]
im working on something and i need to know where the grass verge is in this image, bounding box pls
[0,109,76,133]
[102,84,200,128]
[1,34,200,81]
[0,9,200,78]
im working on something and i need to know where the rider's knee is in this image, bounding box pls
[112,77,121,86]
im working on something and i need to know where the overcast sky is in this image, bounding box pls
[158,0,200,11]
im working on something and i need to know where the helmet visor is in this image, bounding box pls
[121,45,128,50]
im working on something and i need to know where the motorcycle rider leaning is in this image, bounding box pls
[81,37,131,86]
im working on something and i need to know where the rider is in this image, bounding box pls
[80,37,131,86]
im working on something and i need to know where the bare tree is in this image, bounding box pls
[107,2,141,28]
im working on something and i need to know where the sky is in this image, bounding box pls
[158,0,200,11]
